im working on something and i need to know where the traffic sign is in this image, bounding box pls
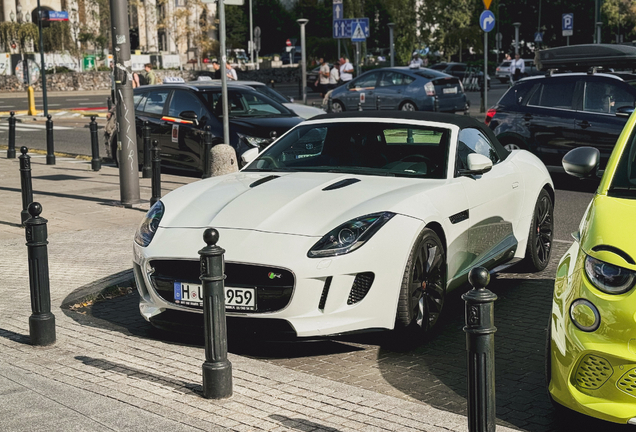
[562,13,573,37]
[534,32,544,43]
[482,0,492,10]
[333,18,369,39]
[333,3,342,20]
[15,60,40,85]
[352,21,366,42]
[479,10,495,33]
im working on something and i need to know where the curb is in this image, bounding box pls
[60,268,134,309]
[0,144,93,161]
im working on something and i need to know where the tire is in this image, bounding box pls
[396,229,446,335]
[400,101,417,111]
[332,101,345,112]
[501,140,524,152]
[523,189,554,272]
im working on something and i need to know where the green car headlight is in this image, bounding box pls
[584,255,636,295]
[569,299,601,332]
[308,212,395,258]
[134,201,165,247]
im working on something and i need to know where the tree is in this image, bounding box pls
[385,0,417,64]
[419,0,476,60]
[253,0,295,55]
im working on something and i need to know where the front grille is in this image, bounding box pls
[617,368,636,397]
[149,259,294,313]
[574,354,613,390]
[318,277,332,310]
[347,272,374,305]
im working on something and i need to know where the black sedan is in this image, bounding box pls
[118,82,303,174]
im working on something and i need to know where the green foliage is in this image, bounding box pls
[0,22,19,51]
[45,66,73,74]
[385,0,417,64]
[419,0,476,61]
[42,22,77,54]
[225,2,249,51]
[253,0,295,55]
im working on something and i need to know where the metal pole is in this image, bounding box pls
[199,228,233,399]
[513,22,520,55]
[142,121,152,178]
[355,42,361,78]
[338,39,341,61]
[298,19,308,105]
[202,125,213,179]
[7,111,16,158]
[25,202,56,346]
[19,146,33,225]
[218,0,230,145]
[89,116,101,171]
[151,139,161,207]
[596,22,603,44]
[45,114,55,165]
[249,0,254,68]
[110,0,141,207]
[388,23,395,67]
[463,267,497,432]
[483,32,488,113]
[37,0,48,117]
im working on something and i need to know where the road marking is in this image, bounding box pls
[78,102,104,106]
[66,98,90,101]
[0,105,16,108]
[0,124,73,131]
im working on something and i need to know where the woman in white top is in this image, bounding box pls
[328,63,340,90]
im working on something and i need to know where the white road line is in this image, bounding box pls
[78,102,104,106]
[66,98,90,101]
[47,104,62,107]
[0,124,73,130]
[0,105,16,108]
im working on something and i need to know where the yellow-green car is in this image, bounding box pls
[548,110,636,424]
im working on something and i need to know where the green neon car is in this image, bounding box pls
[547,108,636,424]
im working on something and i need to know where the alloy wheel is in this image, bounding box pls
[410,240,445,331]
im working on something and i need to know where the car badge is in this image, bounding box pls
[268,272,281,279]
[306,143,313,150]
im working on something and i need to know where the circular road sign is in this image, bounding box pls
[480,10,495,33]
[15,59,40,85]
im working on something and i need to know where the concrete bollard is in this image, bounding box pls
[202,126,213,179]
[89,116,101,171]
[150,139,161,207]
[211,145,238,177]
[463,266,497,432]
[198,228,233,399]
[25,202,56,346]
[7,111,16,159]
[142,121,152,179]
[46,114,55,165]
[19,146,33,225]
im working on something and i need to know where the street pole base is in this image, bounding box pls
[91,159,101,172]
[46,155,55,165]
[142,168,152,179]
[202,359,233,399]
[7,149,16,159]
[29,312,56,346]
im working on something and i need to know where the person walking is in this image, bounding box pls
[318,58,330,97]
[509,53,525,84]
[226,61,237,81]
[328,61,340,90]
[212,61,222,79]
[144,63,158,85]
[339,57,354,83]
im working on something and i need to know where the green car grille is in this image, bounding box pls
[617,368,636,397]
[574,354,613,390]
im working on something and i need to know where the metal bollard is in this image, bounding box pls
[46,114,55,165]
[434,95,440,112]
[142,121,152,179]
[25,202,56,346]
[150,139,161,207]
[89,116,101,171]
[19,147,33,225]
[376,96,380,110]
[198,228,233,399]
[358,102,363,111]
[202,125,213,179]
[327,95,333,113]
[107,96,112,111]
[7,111,16,158]
[463,267,497,432]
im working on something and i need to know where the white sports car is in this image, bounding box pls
[133,112,554,338]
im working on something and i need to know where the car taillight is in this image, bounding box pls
[496,67,500,71]
[424,81,435,96]
[485,108,497,125]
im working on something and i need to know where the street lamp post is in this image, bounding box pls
[37,0,49,117]
[513,22,521,55]
[496,3,505,64]
[388,23,395,67]
[596,22,603,44]
[297,18,308,105]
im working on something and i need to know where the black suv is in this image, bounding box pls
[486,72,636,168]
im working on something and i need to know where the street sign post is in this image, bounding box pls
[479,10,495,33]
[479,10,494,115]
[333,18,369,39]
[351,20,366,42]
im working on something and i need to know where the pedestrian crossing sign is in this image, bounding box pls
[351,22,366,42]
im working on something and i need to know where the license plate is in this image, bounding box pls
[443,87,458,94]
[174,282,257,311]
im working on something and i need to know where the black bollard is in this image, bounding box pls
[202,126,213,179]
[142,121,152,179]
[376,96,380,110]
[19,146,33,225]
[150,139,161,206]
[89,116,101,171]
[462,267,497,432]
[25,202,56,346]
[327,95,333,113]
[107,96,112,111]
[358,102,363,111]
[7,111,16,158]
[46,114,55,165]
[434,95,440,112]
[199,228,233,399]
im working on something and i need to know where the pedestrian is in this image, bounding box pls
[104,104,117,160]
[409,52,423,69]
[144,63,158,85]
[109,61,116,101]
[509,53,525,84]
[226,61,237,81]
[328,61,340,90]
[339,57,354,83]
[318,58,330,97]
[132,72,141,88]
[212,61,222,79]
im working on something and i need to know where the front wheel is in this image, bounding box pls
[502,141,524,152]
[331,101,345,112]
[523,189,554,272]
[400,101,417,111]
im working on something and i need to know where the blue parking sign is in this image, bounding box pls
[562,13,573,37]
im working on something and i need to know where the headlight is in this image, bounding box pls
[134,201,165,247]
[237,133,271,148]
[307,212,395,258]
[584,255,636,295]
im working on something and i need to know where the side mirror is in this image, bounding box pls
[562,147,600,178]
[241,147,259,165]
[179,110,199,125]
[459,153,493,176]
[616,106,635,118]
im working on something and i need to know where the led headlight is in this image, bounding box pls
[569,299,600,332]
[134,201,165,247]
[584,255,636,295]
[237,133,271,148]
[308,212,395,258]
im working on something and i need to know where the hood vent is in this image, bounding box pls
[323,178,361,191]
[250,175,280,188]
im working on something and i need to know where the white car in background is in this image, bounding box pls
[133,112,554,340]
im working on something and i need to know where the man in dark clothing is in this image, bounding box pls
[212,61,222,79]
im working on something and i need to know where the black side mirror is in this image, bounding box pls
[616,106,635,118]
[179,111,199,125]
[562,147,600,178]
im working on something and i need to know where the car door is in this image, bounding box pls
[375,71,411,110]
[523,77,578,167]
[572,77,636,168]
[344,72,380,111]
[454,127,523,275]
[135,88,171,164]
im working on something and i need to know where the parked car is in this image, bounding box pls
[429,62,490,89]
[329,67,468,113]
[116,81,303,174]
[495,59,543,83]
[132,111,554,339]
[547,120,636,425]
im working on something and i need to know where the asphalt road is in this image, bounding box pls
[0,92,111,112]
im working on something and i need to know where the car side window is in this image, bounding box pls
[583,81,635,114]
[352,72,379,89]
[456,128,500,171]
[527,80,576,109]
[379,72,406,87]
[133,92,147,110]
[142,90,170,115]
[168,90,207,120]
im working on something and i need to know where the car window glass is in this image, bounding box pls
[133,92,147,110]
[379,72,406,87]
[168,90,207,119]
[353,72,378,89]
[205,91,285,117]
[583,81,635,114]
[142,90,170,115]
[499,82,536,107]
[457,128,499,170]
[253,85,289,104]
[610,129,636,197]
[528,80,575,109]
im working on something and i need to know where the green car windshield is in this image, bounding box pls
[243,122,450,179]
[609,128,636,199]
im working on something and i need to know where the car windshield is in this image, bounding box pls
[251,85,290,104]
[243,122,450,179]
[202,90,292,118]
[609,127,636,199]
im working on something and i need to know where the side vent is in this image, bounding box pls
[449,209,469,224]
[318,277,332,310]
[323,178,361,191]
[347,272,374,305]
[250,175,280,188]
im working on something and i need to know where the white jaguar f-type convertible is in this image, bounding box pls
[132,111,554,339]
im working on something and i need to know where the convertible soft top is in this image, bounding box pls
[312,111,509,161]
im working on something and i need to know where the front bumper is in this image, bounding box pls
[133,214,422,337]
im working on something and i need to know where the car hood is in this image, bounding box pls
[230,116,303,138]
[283,103,325,119]
[159,171,443,236]
[580,194,636,271]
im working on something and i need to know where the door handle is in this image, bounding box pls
[577,121,592,129]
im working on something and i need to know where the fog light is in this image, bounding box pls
[570,299,600,332]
